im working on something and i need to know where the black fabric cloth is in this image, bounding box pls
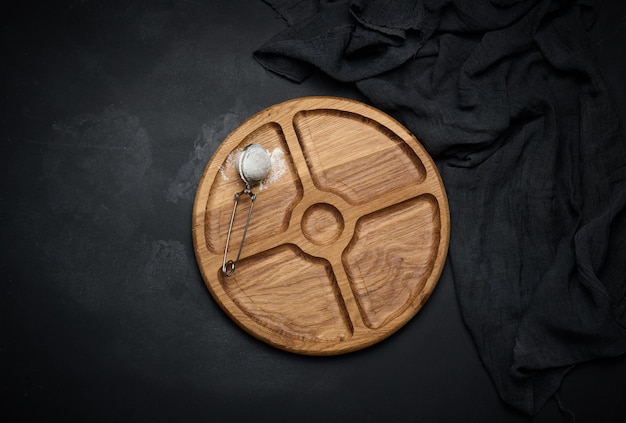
[254,0,626,416]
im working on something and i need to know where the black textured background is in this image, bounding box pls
[2,1,625,421]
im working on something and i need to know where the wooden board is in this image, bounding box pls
[192,96,450,355]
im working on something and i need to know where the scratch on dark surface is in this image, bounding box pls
[166,111,240,204]
[45,105,153,200]
[31,141,135,151]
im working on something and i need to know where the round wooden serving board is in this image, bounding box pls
[192,97,450,355]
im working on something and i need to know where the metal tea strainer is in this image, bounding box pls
[222,144,271,276]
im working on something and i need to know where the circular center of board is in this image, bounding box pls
[192,96,450,355]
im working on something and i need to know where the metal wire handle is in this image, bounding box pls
[222,187,256,277]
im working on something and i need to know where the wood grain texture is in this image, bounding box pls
[192,96,449,355]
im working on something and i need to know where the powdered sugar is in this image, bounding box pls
[219,147,242,181]
[258,148,287,191]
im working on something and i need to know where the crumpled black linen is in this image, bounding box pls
[254,0,626,416]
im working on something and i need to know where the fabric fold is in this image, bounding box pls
[254,0,626,415]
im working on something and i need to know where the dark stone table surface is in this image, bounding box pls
[2,1,625,421]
